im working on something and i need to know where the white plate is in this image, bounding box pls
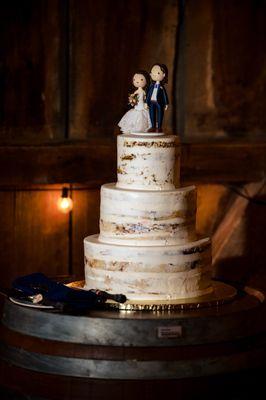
[9,297,54,309]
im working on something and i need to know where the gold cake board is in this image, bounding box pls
[68,280,237,311]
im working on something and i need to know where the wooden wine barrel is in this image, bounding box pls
[0,285,266,399]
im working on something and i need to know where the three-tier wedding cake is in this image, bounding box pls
[84,132,213,304]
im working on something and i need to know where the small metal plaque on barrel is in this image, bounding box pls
[157,325,182,339]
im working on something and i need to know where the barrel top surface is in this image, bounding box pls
[2,283,262,320]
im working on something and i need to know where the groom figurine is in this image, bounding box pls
[146,63,169,133]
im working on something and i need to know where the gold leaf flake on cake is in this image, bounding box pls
[117,167,127,174]
[121,154,136,161]
[88,259,105,269]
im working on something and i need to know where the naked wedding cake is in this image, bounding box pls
[84,64,212,304]
[84,132,213,302]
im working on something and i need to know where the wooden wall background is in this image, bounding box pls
[0,0,265,289]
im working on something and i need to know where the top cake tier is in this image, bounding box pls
[117,133,180,191]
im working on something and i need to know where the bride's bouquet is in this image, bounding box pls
[128,93,139,107]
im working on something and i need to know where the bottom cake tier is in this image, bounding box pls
[84,235,213,301]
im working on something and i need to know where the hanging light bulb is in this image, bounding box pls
[57,187,73,213]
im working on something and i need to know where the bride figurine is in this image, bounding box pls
[118,70,151,133]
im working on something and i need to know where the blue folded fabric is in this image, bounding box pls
[12,273,126,311]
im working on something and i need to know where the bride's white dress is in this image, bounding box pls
[118,90,151,133]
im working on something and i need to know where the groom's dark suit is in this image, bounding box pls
[146,83,169,130]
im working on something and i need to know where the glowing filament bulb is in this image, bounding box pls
[57,187,73,213]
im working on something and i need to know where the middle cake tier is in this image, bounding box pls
[99,183,197,246]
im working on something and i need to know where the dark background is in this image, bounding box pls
[0,0,265,290]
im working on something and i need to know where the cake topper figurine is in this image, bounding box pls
[118,70,151,133]
[146,63,169,133]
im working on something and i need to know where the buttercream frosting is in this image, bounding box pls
[117,134,180,190]
[99,183,197,246]
[84,235,212,300]
[84,132,213,302]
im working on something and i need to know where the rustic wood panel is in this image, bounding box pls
[0,140,264,186]
[0,191,15,288]
[176,0,216,139]
[214,182,266,290]
[191,181,266,292]
[180,141,266,184]
[0,141,116,186]
[213,0,266,137]
[0,189,69,288]
[0,0,65,143]
[246,188,266,290]
[69,0,178,138]
[212,181,265,264]
[196,184,231,237]
[71,189,100,278]
[177,0,266,139]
